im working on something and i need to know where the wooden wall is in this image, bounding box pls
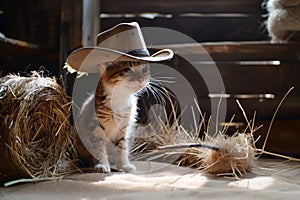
[99,0,268,42]
[0,0,82,77]
[1,0,299,156]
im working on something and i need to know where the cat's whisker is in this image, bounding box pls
[143,84,158,102]
[152,76,175,79]
[153,88,168,106]
[149,71,166,77]
[152,80,176,84]
[142,84,151,98]
[150,77,176,84]
[149,81,177,100]
[150,86,167,106]
[147,85,165,106]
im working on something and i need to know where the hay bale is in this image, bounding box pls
[0,73,76,184]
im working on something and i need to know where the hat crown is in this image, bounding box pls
[96,22,149,56]
[65,22,174,73]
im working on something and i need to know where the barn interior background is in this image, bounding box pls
[1,0,300,157]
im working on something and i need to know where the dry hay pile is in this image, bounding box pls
[176,133,255,176]
[132,106,257,178]
[132,123,256,177]
[0,73,76,185]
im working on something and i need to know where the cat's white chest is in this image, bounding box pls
[111,95,134,111]
[100,95,137,141]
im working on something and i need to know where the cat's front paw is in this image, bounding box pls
[95,163,111,173]
[119,163,136,173]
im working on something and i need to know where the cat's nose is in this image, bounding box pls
[137,78,144,84]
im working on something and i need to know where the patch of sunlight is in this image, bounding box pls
[228,177,274,190]
[93,173,208,190]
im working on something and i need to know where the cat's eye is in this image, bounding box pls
[142,66,149,74]
[123,68,134,75]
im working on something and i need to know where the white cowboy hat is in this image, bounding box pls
[65,22,174,73]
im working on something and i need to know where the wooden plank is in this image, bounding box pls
[204,42,300,62]
[101,0,264,14]
[197,91,300,121]
[60,0,82,51]
[0,36,39,56]
[152,42,300,62]
[214,63,299,95]
[100,15,266,42]
[197,92,300,121]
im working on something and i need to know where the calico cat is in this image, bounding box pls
[76,60,150,173]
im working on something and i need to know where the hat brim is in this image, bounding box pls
[65,47,174,73]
